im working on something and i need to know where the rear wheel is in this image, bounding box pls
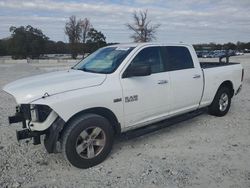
[208,87,231,117]
[62,114,114,169]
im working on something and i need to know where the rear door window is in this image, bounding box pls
[163,46,194,71]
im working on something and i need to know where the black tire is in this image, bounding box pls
[62,114,114,169]
[208,87,231,117]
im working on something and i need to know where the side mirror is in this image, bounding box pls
[123,64,151,78]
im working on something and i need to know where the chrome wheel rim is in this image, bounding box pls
[75,127,106,159]
[219,93,229,112]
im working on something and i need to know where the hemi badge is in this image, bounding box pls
[113,98,122,103]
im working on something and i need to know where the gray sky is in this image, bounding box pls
[0,0,250,44]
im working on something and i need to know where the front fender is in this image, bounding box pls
[32,82,124,129]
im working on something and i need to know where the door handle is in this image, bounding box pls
[193,74,201,79]
[158,80,168,84]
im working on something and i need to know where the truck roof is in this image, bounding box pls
[109,42,192,48]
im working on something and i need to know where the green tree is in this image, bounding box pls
[56,41,69,54]
[86,28,107,52]
[223,42,236,50]
[87,28,106,43]
[9,25,49,59]
[0,40,7,56]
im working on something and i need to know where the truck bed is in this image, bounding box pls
[200,62,239,69]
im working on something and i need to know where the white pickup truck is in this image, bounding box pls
[3,43,243,168]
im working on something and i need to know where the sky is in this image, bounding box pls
[0,0,250,44]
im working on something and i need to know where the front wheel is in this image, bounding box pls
[62,114,114,169]
[208,87,231,117]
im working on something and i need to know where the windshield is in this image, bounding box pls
[73,47,134,74]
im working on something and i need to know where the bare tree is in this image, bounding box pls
[126,10,160,42]
[65,15,81,58]
[80,18,92,43]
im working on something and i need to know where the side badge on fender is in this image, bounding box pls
[125,95,138,103]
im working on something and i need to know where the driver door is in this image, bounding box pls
[120,46,171,128]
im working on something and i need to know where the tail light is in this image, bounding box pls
[241,69,244,82]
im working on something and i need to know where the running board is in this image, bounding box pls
[119,108,207,140]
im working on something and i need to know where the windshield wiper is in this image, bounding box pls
[78,67,104,74]
[82,67,96,73]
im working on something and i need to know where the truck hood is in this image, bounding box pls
[3,69,106,104]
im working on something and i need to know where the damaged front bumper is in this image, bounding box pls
[8,105,65,153]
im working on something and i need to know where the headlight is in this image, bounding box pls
[29,104,52,122]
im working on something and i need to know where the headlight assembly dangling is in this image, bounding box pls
[30,104,39,122]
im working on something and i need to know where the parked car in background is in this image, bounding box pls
[202,52,211,58]
[196,51,203,58]
[202,50,235,58]
[235,51,244,56]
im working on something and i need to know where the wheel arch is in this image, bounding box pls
[218,80,234,98]
[62,107,121,136]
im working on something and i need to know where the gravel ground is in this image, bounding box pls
[0,56,250,188]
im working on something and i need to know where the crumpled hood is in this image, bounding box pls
[3,69,106,104]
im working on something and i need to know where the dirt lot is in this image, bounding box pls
[0,55,250,188]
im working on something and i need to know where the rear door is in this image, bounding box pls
[163,46,203,115]
[120,46,171,128]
